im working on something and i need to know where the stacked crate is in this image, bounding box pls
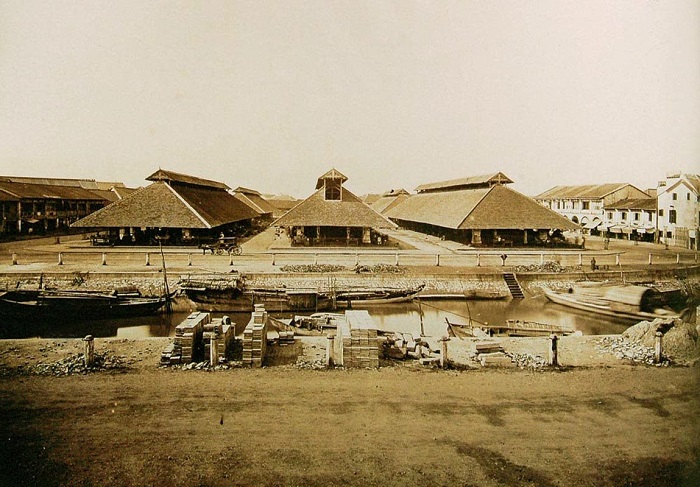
[161,312,208,364]
[339,310,379,368]
[242,304,268,367]
[203,316,237,363]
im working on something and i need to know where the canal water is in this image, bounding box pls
[2,295,636,339]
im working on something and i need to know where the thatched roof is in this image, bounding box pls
[386,184,579,230]
[273,187,396,228]
[0,180,106,201]
[146,169,229,190]
[415,173,513,193]
[233,190,276,216]
[72,181,258,229]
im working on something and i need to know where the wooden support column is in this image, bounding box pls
[83,335,95,368]
[145,253,150,266]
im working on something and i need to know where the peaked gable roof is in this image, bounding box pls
[274,187,396,228]
[663,175,700,195]
[0,180,106,201]
[415,172,513,193]
[371,192,411,215]
[605,198,657,211]
[72,181,258,229]
[387,185,578,230]
[233,191,276,215]
[315,168,348,189]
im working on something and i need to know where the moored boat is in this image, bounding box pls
[0,288,171,322]
[445,317,575,338]
[543,283,680,321]
[334,284,425,306]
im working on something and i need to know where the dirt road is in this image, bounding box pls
[1,356,698,486]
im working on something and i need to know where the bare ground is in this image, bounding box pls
[0,336,699,487]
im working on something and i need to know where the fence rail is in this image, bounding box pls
[4,249,699,269]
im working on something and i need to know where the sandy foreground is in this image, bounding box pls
[0,335,699,487]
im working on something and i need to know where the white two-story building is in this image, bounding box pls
[535,183,650,235]
[656,172,700,250]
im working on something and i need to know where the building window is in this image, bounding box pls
[672,193,677,200]
[687,193,691,201]
[659,209,664,217]
[621,212,627,221]
[607,212,613,219]
[582,201,589,210]
[669,209,677,224]
[667,231,673,238]
[634,212,639,221]
[324,180,341,201]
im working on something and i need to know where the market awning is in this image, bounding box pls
[583,220,601,229]
[608,225,623,233]
[636,226,655,234]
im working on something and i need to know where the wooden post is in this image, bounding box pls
[549,334,559,366]
[395,253,399,266]
[145,252,150,266]
[58,252,63,266]
[272,253,276,266]
[11,253,17,265]
[654,332,663,364]
[435,254,440,266]
[101,253,107,266]
[476,254,481,267]
[676,253,680,264]
[210,331,219,366]
[314,253,318,265]
[229,253,234,266]
[540,253,544,264]
[326,333,334,367]
[439,336,450,369]
[648,253,653,265]
[83,335,95,368]
[187,253,192,266]
[578,253,582,266]
[615,254,620,267]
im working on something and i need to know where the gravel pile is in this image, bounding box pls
[279,264,346,273]
[622,318,700,364]
[28,352,127,376]
[596,336,666,365]
[513,261,575,273]
[506,352,548,369]
[354,264,405,274]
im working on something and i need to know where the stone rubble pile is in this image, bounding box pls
[353,264,405,274]
[279,264,346,273]
[31,352,126,376]
[506,352,548,369]
[513,261,575,273]
[595,336,662,365]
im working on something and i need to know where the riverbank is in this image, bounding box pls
[0,335,698,486]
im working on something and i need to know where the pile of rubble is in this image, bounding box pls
[595,336,660,365]
[279,264,346,273]
[506,352,548,370]
[513,261,575,273]
[354,264,405,274]
[620,317,699,364]
[30,352,126,376]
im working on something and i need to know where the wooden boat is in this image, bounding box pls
[0,288,170,322]
[445,317,575,338]
[543,284,680,322]
[180,276,425,312]
[334,284,425,306]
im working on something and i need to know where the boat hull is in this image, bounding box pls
[0,290,169,323]
[543,289,679,322]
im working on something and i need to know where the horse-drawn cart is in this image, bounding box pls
[200,237,242,255]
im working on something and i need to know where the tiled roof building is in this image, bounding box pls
[72,169,260,245]
[386,173,578,246]
[273,169,396,246]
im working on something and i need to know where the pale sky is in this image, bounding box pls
[1,0,698,198]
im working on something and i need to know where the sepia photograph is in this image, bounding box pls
[1,1,699,485]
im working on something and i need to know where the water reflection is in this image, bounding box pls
[2,296,635,339]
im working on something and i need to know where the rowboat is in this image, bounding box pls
[445,317,576,338]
